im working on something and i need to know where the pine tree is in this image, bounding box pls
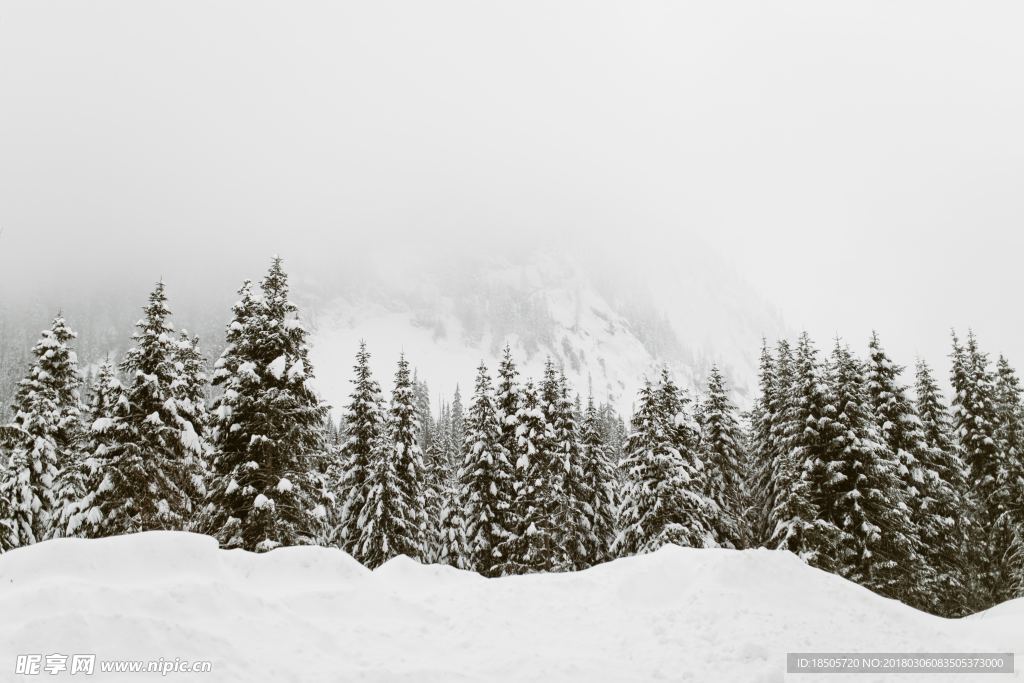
[749,341,778,545]
[768,333,836,567]
[825,341,919,600]
[597,401,627,468]
[413,375,433,453]
[450,384,465,467]
[496,371,564,575]
[55,356,124,538]
[951,331,1024,604]
[913,358,970,615]
[434,472,466,568]
[578,393,618,566]
[0,315,83,549]
[615,370,716,556]
[85,356,124,425]
[495,345,522,474]
[498,378,548,573]
[491,345,525,572]
[994,356,1024,521]
[699,365,747,549]
[992,355,1024,598]
[458,363,512,574]
[173,331,210,433]
[79,282,205,537]
[550,369,589,570]
[865,332,957,610]
[354,354,428,568]
[335,341,386,556]
[423,401,454,562]
[204,261,331,552]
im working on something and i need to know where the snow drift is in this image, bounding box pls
[1,532,1020,682]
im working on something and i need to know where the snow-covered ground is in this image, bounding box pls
[1,532,1020,682]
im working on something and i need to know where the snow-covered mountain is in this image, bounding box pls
[303,242,785,416]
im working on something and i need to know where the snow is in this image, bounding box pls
[307,251,785,418]
[287,359,305,380]
[238,362,259,382]
[267,355,288,380]
[1,533,1021,682]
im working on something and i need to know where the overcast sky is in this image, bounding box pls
[2,1,1023,372]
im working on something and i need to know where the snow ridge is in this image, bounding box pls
[1,532,1020,682]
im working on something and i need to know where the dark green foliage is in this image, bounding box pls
[459,362,514,575]
[913,358,971,615]
[204,260,330,552]
[699,365,747,549]
[0,315,83,549]
[615,369,716,556]
[578,394,618,566]
[354,354,428,568]
[951,331,1024,606]
[336,341,386,555]
[825,341,920,599]
[769,333,836,567]
[79,283,206,537]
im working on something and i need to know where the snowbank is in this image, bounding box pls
[1,532,1020,682]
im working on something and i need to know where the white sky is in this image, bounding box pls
[1,1,1023,372]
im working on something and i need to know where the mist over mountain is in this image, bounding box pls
[305,241,783,415]
[0,234,784,419]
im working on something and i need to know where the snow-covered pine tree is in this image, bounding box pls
[434,472,466,568]
[427,391,471,568]
[173,331,211,511]
[335,341,386,556]
[435,403,456,473]
[994,356,1024,518]
[768,333,837,568]
[550,368,589,570]
[578,393,618,566]
[173,331,210,431]
[55,356,125,539]
[423,401,453,562]
[491,345,525,572]
[85,355,124,424]
[450,385,465,466]
[614,370,717,556]
[459,363,510,574]
[204,261,331,552]
[354,353,428,568]
[79,282,205,537]
[992,354,1024,598]
[913,358,970,615]
[699,365,747,549]
[413,374,433,454]
[597,401,627,468]
[865,332,958,611]
[497,377,559,574]
[0,315,83,550]
[825,341,920,601]
[865,332,923,492]
[748,341,777,546]
[951,331,1024,605]
[495,344,522,474]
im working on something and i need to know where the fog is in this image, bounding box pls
[2,0,1023,372]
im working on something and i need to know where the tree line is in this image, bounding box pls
[0,257,1021,617]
